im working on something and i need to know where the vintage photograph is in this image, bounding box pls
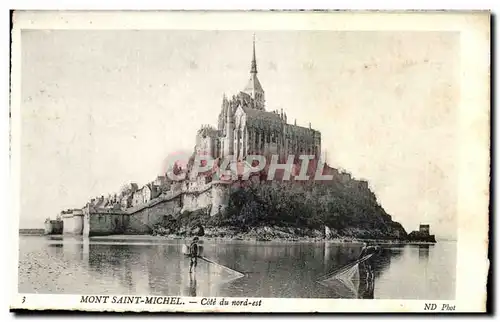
[10,11,489,312]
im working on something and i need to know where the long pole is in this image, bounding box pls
[317,253,374,281]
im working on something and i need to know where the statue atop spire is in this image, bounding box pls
[251,33,257,74]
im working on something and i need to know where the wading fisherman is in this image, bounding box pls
[189,237,200,273]
[359,242,381,259]
[358,242,380,296]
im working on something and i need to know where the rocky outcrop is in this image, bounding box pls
[214,167,408,240]
[407,231,437,243]
[150,166,410,241]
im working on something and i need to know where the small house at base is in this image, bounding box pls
[408,223,436,243]
[419,224,430,235]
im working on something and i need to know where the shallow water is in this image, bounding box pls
[18,235,456,299]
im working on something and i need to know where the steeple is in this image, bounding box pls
[250,34,257,74]
[243,34,265,110]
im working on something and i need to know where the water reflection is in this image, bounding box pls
[19,236,456,299]
[358,261,375,299]
[418,244,431,262]
[188,274,197,297]
[372,247,403,278]
[82,238,89,262]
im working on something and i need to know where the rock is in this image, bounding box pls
[191,224,205,237]
[324,226,332,239]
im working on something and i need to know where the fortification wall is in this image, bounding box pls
[88,213,128,236]
[84,181,232,236]
[62,214,84,235]
[211,182,231,216]
[181,189,212,213]
[124,196,183,234]
[83,206,90,237]
[44,220,63,235]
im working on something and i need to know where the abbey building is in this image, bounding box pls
[195,38,321,163]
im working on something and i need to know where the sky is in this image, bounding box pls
[19,30,459,239]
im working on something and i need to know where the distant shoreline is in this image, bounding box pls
[19,232,447,245]
[18,228,45,235]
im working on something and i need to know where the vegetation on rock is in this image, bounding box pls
[152,165,409,240]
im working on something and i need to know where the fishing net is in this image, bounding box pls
[317,253,374,298]
[181,244,244,280]
[331,262,360,295]
[201,256,245,279]
[336,262,360,283]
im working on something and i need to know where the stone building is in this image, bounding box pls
[419,224,430,236]
[120,193,134,210]
[408,224,436,243]
[132,187,145,206]
[195,37,321,163]
[195,125,220,158]
[154,175,170,191]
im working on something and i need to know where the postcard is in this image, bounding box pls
[9,10,490,313]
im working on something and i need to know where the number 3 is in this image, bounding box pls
[22,296,25,303]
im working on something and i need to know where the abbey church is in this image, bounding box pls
[195,38,322,163]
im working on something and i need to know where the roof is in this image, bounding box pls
[286,123,320,137]
[242,107,282,122]
[243,74,264,94]
[241,106,283,130]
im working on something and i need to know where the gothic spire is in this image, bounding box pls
[251,34,257,74]
[243,34,265,110]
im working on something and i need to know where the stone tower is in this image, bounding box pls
[243,35,265,110]
[224,100,234,157]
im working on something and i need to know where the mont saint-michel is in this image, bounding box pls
[41,38,434,244]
